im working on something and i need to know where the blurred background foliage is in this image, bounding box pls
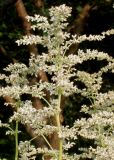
[0,0,114,159]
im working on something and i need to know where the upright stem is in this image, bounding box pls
[15,120,19,160]
[56,94,63,160]
[15,100,20,160]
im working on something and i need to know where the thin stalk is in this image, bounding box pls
[41,96,51,107]
[41,134,54,151]
[15,100,21,160]
[7,126,14,132]
[56,94,63,160]
[30,134,53,150]
[29,133,57,158]
[15,120,19,160]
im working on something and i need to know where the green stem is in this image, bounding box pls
[30,134,57,158]
[15,120,18,160]
[41,134,54,151]
[56,94,63,160]
[41,96,51,107]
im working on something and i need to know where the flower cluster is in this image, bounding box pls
[10,100,58,136]
[0,4,114,160]
[19,141,36,160]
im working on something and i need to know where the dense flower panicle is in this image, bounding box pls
[10,100,58,135]
[16,35,43,46]
[76,71,103,97]
[49,4,72,22]
[73,111,114,148]
[26,15,49,31]
[77,49,113,61]
[19,141,36,160]
[92,91,114,110]
[0,84,46,99]
[87,144,114,160]
[0,85,29,99]
[2,63,29,85]
[1,4,114,160]
[4,63,28,73]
